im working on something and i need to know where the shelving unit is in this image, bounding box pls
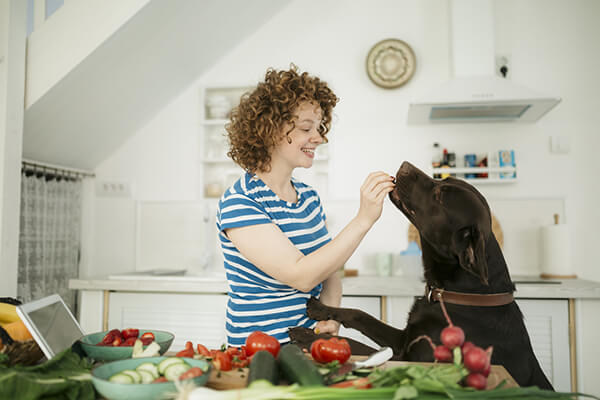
[430,150,518,185]
[200,85,332,199]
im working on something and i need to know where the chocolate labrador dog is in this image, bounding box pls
[289,161,553,390]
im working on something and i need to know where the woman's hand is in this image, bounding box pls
[356,171,395,227]
[314,320,340,335]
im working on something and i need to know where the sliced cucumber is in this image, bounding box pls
[137,369,155,384]
[108,372,134,384]
[163,362,191,381]
[158,357,185,375]
[136,362,159,379]
[120,369,142,384]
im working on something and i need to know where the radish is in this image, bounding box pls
[464,346,488,373]
[461,341,475,357]
[440,326,465,349]
[433,345,452,362]
[466,372,487,390]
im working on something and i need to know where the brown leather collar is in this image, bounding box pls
[426,286,514,307]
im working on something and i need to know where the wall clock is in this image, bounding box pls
[366,38,416,89]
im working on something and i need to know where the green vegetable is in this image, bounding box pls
[277,344,323,386]
[163,362,190,381]
[157,356,185,374]
[108,372,134,384]
[0,348,94,400]
[247,350,279,386]
[136,361,159,379]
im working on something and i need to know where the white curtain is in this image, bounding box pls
[17,172,83,312]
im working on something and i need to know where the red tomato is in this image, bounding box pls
[152,376,168,383]
[175,348,195,358]
[212,351,232,371]
[197,344,211,357]
[140,332,155,340]
[98,329,121,345]
[179,367,204,380]
[121,337,137,346]
[310,337,351,364]
[111,337,122,347]
[329,377,372,389]
[121,328,139,339]
[245,331,281,358]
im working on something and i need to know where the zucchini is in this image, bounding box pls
[136,362,159,379]
[108,372,134,384]
[247,350,279,386]
[120,369,142,384]
[164,362,191,381]
[157,357,185,375]
[137,369,155,384]
[277,344,323,386]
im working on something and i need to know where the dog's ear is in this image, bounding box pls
[452,226,488,284]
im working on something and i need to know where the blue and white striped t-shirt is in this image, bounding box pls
[216,172,332,346]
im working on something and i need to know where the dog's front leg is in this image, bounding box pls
[307,297,405,354]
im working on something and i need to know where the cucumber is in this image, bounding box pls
[137,369,155,384]
[277,344,323,386]
[108,372,134,384]
[247,350,279,386]
[136,362,159,379]
[164,362,191,381]
[157,357,185,375]
[120,369,142,384]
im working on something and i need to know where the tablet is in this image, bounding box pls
[16,294,86,359]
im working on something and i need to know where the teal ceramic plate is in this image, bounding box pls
[92,356,211,400]
[79,329,174,361]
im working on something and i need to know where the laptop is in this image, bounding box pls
[16,294,86,359]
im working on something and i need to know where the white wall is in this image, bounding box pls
[93,1,600,393]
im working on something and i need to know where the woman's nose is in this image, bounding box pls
[310,130,324,143]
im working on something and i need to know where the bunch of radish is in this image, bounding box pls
[409,298,493,390]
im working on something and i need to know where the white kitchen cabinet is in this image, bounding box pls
[108,292,228,351]
[517,299,571,392]
[338,296,381,350]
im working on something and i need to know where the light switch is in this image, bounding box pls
[549,135,570,154]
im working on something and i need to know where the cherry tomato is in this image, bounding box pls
[245,331,281,358]
[179,367,204,380]
[98,329,121,345]
[310,337,351,364]
[329,377,372,389]
[175,348,195,358]
[140,332,155,346]
[111,336,122,347]
[121,328,139,340]
[120,337,137,346]
[197,343,211,357]
[212,351,232,371]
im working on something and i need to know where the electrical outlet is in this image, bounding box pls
[496,54,511,78]
[549,135,570,154]
[96,180,132,198]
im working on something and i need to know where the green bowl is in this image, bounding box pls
[79,329,174,361]
[91,356,211,400]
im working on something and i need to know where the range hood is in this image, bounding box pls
[407,0,561,124]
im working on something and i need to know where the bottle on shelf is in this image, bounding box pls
[431,143,442,179]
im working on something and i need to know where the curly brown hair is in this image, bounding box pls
[226,65,339,173]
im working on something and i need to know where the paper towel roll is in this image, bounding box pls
[539,224,575,278]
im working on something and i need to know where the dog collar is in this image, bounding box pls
[426,285,514,307]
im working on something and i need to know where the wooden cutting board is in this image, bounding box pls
[206,357,518,390]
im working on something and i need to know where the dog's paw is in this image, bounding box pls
[306,296,333,321]
[288,327,319,350]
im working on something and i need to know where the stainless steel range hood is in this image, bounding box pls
[407,0,561,124]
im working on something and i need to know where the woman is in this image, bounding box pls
[217,65,394,346]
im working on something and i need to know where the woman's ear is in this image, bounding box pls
[452,226,488,284]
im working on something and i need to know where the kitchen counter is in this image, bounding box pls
[69,274,600,299]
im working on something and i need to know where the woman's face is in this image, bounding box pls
[272,102,324,170]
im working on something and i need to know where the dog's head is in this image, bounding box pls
[389,161,492,284]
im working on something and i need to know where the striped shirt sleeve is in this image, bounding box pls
[217,192,272,232]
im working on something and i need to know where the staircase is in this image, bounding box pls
[22,0,290,170]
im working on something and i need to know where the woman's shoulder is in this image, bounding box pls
[291,177,321,202]
[220,172,269,205]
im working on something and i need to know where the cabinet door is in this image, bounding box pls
[108,292,228,351]
[338,296,381,350]
[516,299,570,392]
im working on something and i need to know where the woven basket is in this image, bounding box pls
[408,213,504,250]
[0,339,44,366]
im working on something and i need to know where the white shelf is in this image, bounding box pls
[432,166,516,174]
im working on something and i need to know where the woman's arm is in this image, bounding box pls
[225,172,394,292]
[314,269,342,334]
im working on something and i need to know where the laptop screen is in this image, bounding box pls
[17,295,85,359]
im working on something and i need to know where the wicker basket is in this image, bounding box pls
[0,339,44,366]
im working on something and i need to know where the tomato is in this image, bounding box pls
[310,337,351,364]
[152,376,168,383]
[111,336,122,347]
[121,328,139,339]
[98,329,121,345]
[329,377,372,389]
[212,351,232,371]
[179,367,204,380]
[140,332,155,340]
[121,337,137,346]
[197,343,211,357]
[175,348,195,358]
[245,331,281,358]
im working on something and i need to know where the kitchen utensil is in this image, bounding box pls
[91,356,211,400]
[79,329,174,361]
[327,346,393,382]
